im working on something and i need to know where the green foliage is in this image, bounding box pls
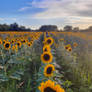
[55,34,92,92]
[0,38,42,92]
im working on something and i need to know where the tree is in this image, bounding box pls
[73,27,79,32]
[64,25,72,31]
[39,25,58,32]
[10,23,19,31]
[88,26,92,31]
[0,24,10,31]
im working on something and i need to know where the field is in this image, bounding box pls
[0,32,92,92]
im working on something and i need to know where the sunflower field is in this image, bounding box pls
[0,32,92,92]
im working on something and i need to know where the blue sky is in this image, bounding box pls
[0,0,92,29]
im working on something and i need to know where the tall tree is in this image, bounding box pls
[39,25,58,32]
[64,25,72,31]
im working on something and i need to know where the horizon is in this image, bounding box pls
[0,0,92,30]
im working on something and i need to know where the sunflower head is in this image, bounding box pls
[38,80,65,92]
[4,42,11,50]
[17,41,22,48]
[41,52,53,63]
[44,64,55,77]
[21,39,26,44]
[73,42,78,47]
[43,45,51,52]
[27,42,32,47]
[44,37,54,46]
[12,45,16,51]
[67,47,72,52]
[64,44,71,50]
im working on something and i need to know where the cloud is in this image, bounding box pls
[31,0,68,19]
[29,0,92,19]
[19,0,92,18]
[0,18,5,21]
[17,0,92,29]
[18,7,31,11]
[0,18,17,22]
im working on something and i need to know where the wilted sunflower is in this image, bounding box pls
[64,44,71,50]
[44,64,55,77]
[38,80,65,92]
[67,47,72,52]
[41,52,53,63]
[44,37,54,46]
[43,45,51,52]
[4,42,11,50]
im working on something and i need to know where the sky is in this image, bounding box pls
[0,0,92,29]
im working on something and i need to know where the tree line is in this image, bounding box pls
[0,23,92,32]
[0,23,32,31]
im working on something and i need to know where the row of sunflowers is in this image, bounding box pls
[38,33,65,92]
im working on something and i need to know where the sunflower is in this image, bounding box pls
[38,80,65,92]
[43,45,51,52]
[17,41,22,48]
[3,40,6,44]
[27,42,32,47]
[67,47,72,52]
[0,39,2,44]
[44,37,54,46]
[64,44,71,50]
[44,64,55,77]
[15,45,18,52]
[21,39,27,44]
[12,45,15,51]
[30,41,33,45]
[41,52,53,63]
[73,42,78,48]
[4,42,11,50]
[11,39,15,44]
[12,45,18,52]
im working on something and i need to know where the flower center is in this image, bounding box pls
[65,47,68,49]
[17,43,20,46]
[44,48,47,51]
[22,40,25,43]
[47,39,51,44]
[44,54,50,61]
[5,43,9,48]
[28,43,30,46]
[47,67,52,74]
[44,87,56,92]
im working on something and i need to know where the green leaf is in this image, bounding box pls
[0,74,8,82]
[10,73,21,80]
